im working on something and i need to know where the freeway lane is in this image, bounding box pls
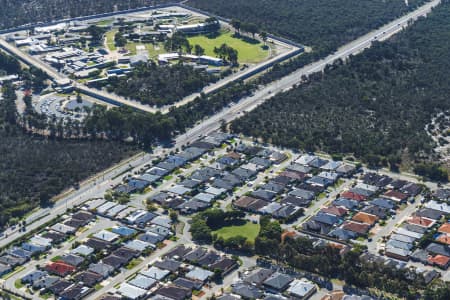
[0,0,441,250]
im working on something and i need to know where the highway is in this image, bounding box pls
[0,0,441,251]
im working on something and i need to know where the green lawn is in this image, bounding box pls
[106,30,117,51]
[212,222,260,242]
[96,19,113,26]
[14,279,24,289]
[126,258,143,270]
[188,30,269,64]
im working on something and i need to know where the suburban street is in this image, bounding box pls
[0,0,442,266]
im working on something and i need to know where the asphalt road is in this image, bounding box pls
[0,0,441,255]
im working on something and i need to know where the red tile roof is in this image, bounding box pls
[342,221,370,234]
[436,234,450,245]
[341,191,366,201]
[383,190,408,201]
[321,206,348,217]
[280,170,306,181]
[352,212,379,225]
[226,152,242,160]
[45,261,75,276]
[428,255,450,267]
[438,223,450,234]
[407,216,435,228]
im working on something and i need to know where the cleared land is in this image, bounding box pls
[188,30,269,64]
[212,222,260,242]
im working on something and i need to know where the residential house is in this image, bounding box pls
[129,274,157,290]
[287,279,317,299]
[262,272,293,292]
[156,285,191,300]
[88,263,114,278]
[45,261,76,277]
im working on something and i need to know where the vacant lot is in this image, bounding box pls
[188,30,269,64]
[212,222,260,242]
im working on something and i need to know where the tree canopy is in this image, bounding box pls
[231,0,450,170]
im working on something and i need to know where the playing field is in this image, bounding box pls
[212,222,260,242]
[188,30,269,64]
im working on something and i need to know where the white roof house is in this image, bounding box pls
[193,193,216,203]
[84,198,106,210]
[96,201,117,215]
[93,230,119,242]
[317,171,339,181]
[124,240,151,252]
[71,245,94,256]
[51,223,76,234]
[186,267,214,282]
[320,160,342,171]
[425,200,450,214]
[140,266,170,281]
[168,185,191,195]
[287,279,316,299]
[394,228,424,240]
[118,282,147,299]
[129,274,157,290]
[295,154,316,166]
[30,236,52,248]
[205,187,226,196]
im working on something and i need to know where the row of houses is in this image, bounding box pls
[227,267,317,300]
[0,211,95,278]
[161,143,288,215]
[116,132,232,195]
[385,200,450,268]
[107,245,238,300]
[303,172,422,241]
[233,154,356,222]
[23,214,171,299]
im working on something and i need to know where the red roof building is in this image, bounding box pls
[342,221,370,234]
[428,255,450,269]
[438,223,450,234]
[383,190,408,202]
[352,212,379,226]
[407,216,435,228]
[320,206,348,217]
[45,261,75,277]
[280,171,307,181]
[341,191,366,201]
